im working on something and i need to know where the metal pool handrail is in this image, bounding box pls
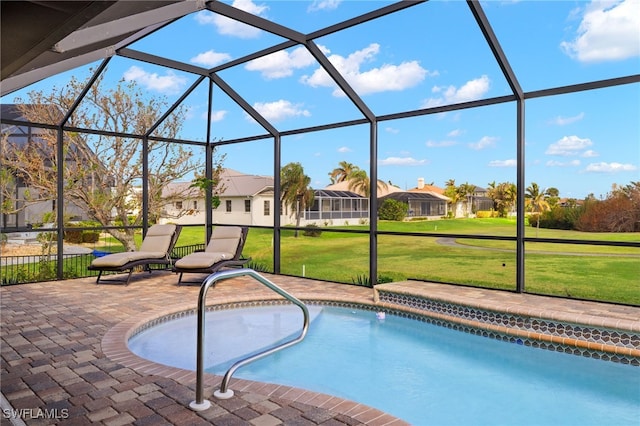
[189,268,310,411]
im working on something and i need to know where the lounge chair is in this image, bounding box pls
[173,226,249,285]
[88,224,181,285]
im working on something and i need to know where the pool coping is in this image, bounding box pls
[101,294,409,426]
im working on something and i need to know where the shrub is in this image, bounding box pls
[303,224,322,237]
[64,227,83,244]
[535,206,582,230]
[476,210,497,218]
[378,199,409,221]
[576,196,639,232]
[82,231,100,243]
[246,261,272,273]
[351,274,395,287]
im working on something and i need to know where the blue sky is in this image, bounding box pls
[3,0,639,199]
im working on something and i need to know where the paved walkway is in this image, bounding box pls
[2,271,639,425]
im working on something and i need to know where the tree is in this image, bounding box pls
[576,182,640,232]
[280,162,314,237]
[347,169,388,197]
[525,182,551,236]
[444,179,461,217]
[458,182,475,217]
[329,161,359,184]
[2,70,223,251]
[487,181,517,218]
[545,187,560,208]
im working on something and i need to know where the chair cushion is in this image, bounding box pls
[206,226,242,255]
[139,224,177,253]
[174,252,231,269]
[90,251,166,267]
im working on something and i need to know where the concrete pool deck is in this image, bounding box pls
[1,271,639,425]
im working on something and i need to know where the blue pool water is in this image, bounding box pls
[129,305,640,425]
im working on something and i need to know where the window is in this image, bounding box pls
[225,200,232,212]
[175,201,182,209]
[193,201,198,210]
[244,200,251,213]
[264,200,270,216]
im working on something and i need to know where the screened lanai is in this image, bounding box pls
[1,0,639,305]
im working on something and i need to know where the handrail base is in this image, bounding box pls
[189,400,212,411]
[214,389,235,399]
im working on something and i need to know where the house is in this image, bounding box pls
[214,169,280,227]
[159,169,286,227]
[1,104,92,229]
[468,185,494,214]
[403,178,450,218]
[161,170,402,227]
[304,188,368,225]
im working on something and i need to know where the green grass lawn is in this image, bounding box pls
[233,219,637,305]
[17,219,636,304]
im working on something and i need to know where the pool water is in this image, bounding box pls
[129,305,640,425]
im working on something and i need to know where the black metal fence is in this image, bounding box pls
[0,243,205,285]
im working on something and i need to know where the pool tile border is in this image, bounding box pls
[374,290,640,366]
[101,288,638,425]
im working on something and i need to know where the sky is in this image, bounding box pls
[3,0,639,199]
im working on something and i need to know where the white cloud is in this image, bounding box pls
[469,136,498,150]
[545,135,593,156]
[379,157,429,166]
[488,159,517,167]
[560,0,640,62]
[209,110,227,122]
[550,112,585,125]
[190,50,232,67]
[546,159,581,167]
[122,66,186,94]
[422,75,490,107]
[426,140,457,148]
[582,149,599,157]
[385,127,400,134]
[447,129,463,137]
[308,0,341,12]
[251,99,310,122]
[246,46,316,79]
[337,146,352,153]
[301,43,431,96]
[194,0,268,39]
[584,162,638,172]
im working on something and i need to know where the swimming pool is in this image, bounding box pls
[128,304,640,425]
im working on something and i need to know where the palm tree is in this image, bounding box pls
[444,179,460,217]
[347,169,388,197]
[487,180,497,211]
[490,181,517,218]
[526,182,551,236]
[329,161,359,184]
[280,162,314,237]
[545,186,560,208]
[458,182,475,216]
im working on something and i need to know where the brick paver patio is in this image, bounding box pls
[2,270,639,425]
[1,272,405,426]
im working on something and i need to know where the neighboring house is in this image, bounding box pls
[404,178,450,218]
[469,185,494,214]
[1,104,91,229]
[304,189,368,225]
[407,179,493,217]
[159,183,202,224]
[214,169,280,227]
[159,169,286,227]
